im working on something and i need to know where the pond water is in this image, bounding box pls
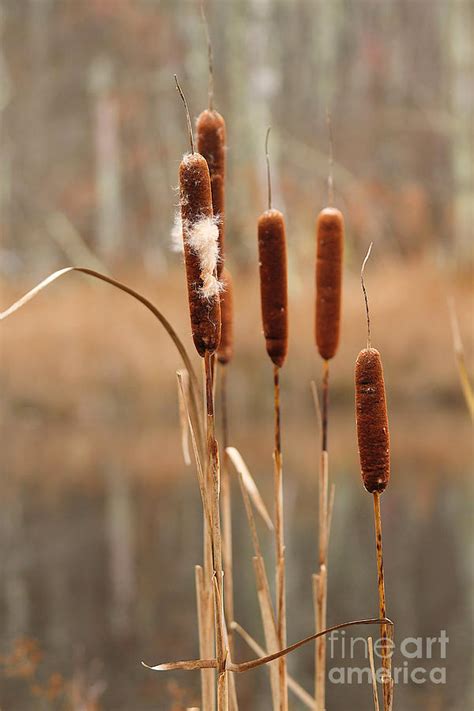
[1,402,472,710]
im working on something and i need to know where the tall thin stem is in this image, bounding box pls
[220,364,234,652]
[265,127,272,211]
[200,2,214,111]
[315,358,330,709]
[205,351,228,710]
[273,365,288,710]
[373,493,392,711]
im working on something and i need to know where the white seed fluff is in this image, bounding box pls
[170,212,184,253]
[184,215,222,299]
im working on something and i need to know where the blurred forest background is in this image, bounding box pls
[0,1,473,710]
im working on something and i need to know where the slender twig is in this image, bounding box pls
[373,493,392,711]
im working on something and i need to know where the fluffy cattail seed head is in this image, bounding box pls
[258,208,288,368]
[217,268,234,365]
[355,348,390,494]
[315,207,344,360]
[179,152,221,357]
[197,110,226,276]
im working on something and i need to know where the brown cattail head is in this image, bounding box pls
[355,348,390,494]
[258,209,288,368]
[179,152,221,357]
[315,207,344,360]
[217,268,234,365]
[197,110,226,276]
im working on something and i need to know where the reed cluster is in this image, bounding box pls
[0,15,400,711]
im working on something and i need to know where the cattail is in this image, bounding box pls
[175,76,221,358]
[179,153,221,357]
[355,348,390,493]
[258,129,288,369]
[217,268,233,365]
[197,110,226,276]
[315,207,344,361]
[355,243,393,711]
[258,209,288,368]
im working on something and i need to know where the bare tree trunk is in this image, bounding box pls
[89,57,123,261]
[449,0,473,263]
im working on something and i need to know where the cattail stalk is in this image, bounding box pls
[218,270,234,664]
[197,12,233,670]
[313,137,344,708]
[355,244,392,711]
[176,75,227,710]
[257,129,289,710]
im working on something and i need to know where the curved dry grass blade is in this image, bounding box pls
[142,659,217,672]
[232,622,316,710]
[142,619,392,677]
[0,267,198,391]
[177,372,212,532]
[226,447,273,530]
[447,296,474,420]
[0,266,204,454]
[228,618,393,674]
[368,636,380,711]
[177,370,192,466]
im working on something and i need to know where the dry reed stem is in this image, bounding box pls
[253,556,281,708]
[315,359,330,710]
[143,617,393,674]
[315,450,329,710]
[226,447,273,530]
[273,366,288,711]
[231,450,279,708]
[177,372,213,533]
[310,380,322,434]
[231,452,279,707]
[177,370,192,466]
[180,367,214,710]
[196,565,216,711]
[368,636,380,711]
[219,366,234,658]
[447,296,474,420]
[232,622,316,710]
[373,493,392,711]
[204,352,228,710]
